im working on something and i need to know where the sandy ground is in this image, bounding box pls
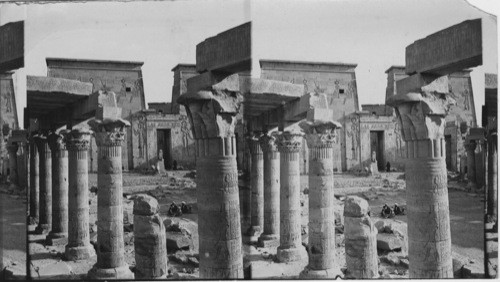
[0,184,27,280]
[24,170,490,279]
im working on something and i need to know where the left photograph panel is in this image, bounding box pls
[0,3,27,281]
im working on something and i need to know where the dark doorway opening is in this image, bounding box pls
[445,135,452,170]
[370,131,385,170]
[157,129,172,170]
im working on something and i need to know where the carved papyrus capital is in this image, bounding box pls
[247,132,263,155]
[273,131,304,153]
[89,118,130,147]
[465,141,477,152]
[299,120,341,148]
[65,128,93,151]
[178,75,243,140]
[259,132,279,153]
[7,143,18,154]
[387,91,456,141]
[48,130,68,152]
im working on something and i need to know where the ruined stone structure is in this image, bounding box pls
[133,194,168,279]
[344,196,378,278]
[299,120,341,278]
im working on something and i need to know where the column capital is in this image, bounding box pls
[7,142,18,153]
[259,132,279,153]
[178,78,243,140]
[65,128,93,151]
[299,120,341,148]
[247,132,263,155]
[48,130,68,152]
[89,118,130,147]
[387,91,456,141]
[273,131,304,153]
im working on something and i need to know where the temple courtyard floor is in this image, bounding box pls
[3,170,488,279]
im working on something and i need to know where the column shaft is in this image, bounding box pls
[29,141,39,223]
[197,137,243,279]
[7,143,18,186]
[35,137,52,234]
[487,134,497,219]
[65,130,95,260]
[276,132,304,263]
[47,133,69,244]
[466,141,477,183]
[258,134,280,247]
[247,137,263,237]
[406,138,453,278]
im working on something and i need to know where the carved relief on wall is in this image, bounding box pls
[180,115,193,156]
[133,114,147,159]
[346,116,360,160]
[393,117,403,157]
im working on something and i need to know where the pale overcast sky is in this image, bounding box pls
[0,0,498,127]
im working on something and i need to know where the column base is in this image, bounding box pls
[65,244,96,261]
[27,216,38,226]
[247,225,262,237]
[46,232,68,246]
[34,224,50,235]
[299,266,343,279]
[277,245,307,263]
[258,234,280,248]
[87,264,134,280]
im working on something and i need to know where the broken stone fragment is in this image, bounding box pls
[133,194,160,216]
[166,232,192,252]
[344,196,370,217]
[377,233,403,251]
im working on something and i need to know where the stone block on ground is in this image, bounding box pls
[344,196,370,217]
[249,251,308,279]
[166,231,192,252]
[377,233,403,251]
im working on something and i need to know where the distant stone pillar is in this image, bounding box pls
[65,129,95,260]
[387,87,454,278]
[258,133,280,248]
[46,131,69,245]
[299,120,341,278]
[34,135,52,235]
[7,142,18,187]
[487,133,497,220]
[247,133,264,239]
[466,141,477,184]
[275,131,305,263]
[344,196,378,278]
[88,119,134,279]
[134,194,168,279]
[29,138,39,225]
[178,85,244,279]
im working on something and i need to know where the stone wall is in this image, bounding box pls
[0,72,18,175]
[46,58,146,171]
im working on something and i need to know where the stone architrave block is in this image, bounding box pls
[405,19,482,75]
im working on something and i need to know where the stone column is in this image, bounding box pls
[65,129,95,260]
[46,131,69,245]
[34,134,52,235]
[7,142,18,188]
[88,119,133,279]
[178,84,244,279]
[246,133,264,239]
[258,133,280,248]
[344,196,378,278]
[466,140,477,185]
[299,120,341,278]
[275,131,306,263]
[134,194,168,279]
[487,133,497,221]
[28,138,39,225]
[387,87,455,278]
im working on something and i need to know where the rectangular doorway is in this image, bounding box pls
[370,131,385,171]
[445,135,452,170]
[157,129,172,170]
